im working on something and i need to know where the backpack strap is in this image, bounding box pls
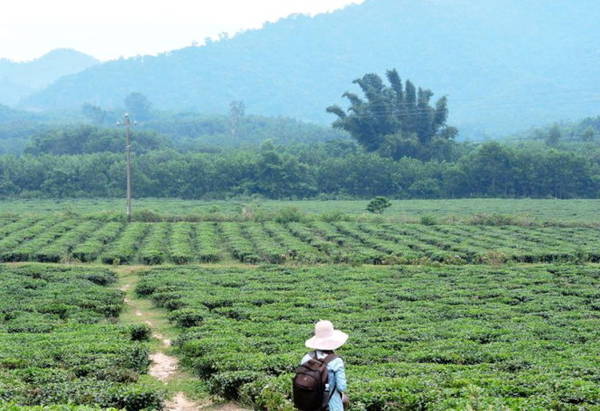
[321,354,339,409]
[322,353,339,365]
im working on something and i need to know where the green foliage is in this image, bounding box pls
[168,308,205,328]
[420,215,437,226]
[169,222,194,264]
[81,103,108,125]
[3,198,600,224]
[545,124,562,146]
[139,223,169,265]
[2,216,600,265]
[0,265,163,409]
[467,213,520,226]
[137,265,600,410]
[520,116,600,145]
[328,70,456,161]
[24,125,169,156]
[366,197,391,214]
[319,211,350,222]
[2,138,599,199]
[71,222,124,262]
[100,223,148,265]
[582,126,596,142]
[273,207,307,224]
[128,324,152,342]
[124,92,153,122]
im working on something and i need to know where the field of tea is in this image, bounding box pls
[2,198,600,224]
[1,216,600,265]
[1,199,599,410]
[136,265,600,410]
[0,265,163,409]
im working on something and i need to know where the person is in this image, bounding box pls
[300,320,348,411]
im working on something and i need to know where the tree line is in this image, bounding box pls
[1,141,598,199]
[2,69,600,200]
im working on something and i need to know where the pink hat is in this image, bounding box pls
[305,320,348,351]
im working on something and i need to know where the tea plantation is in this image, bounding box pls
[1,200,600,410]
[2,216,600,265]
[136,265,600,410]
[0,265,163,409]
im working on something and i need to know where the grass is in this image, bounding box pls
[2,198,600,224]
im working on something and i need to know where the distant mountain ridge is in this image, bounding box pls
[0,49,98,106]
[20,0,600,135]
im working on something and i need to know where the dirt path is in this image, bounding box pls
[116,267,248,411]
[165,392,201,411]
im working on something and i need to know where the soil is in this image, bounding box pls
[149,352,179,382]
[165,392,204,411]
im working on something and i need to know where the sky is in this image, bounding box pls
[0,0,364,62]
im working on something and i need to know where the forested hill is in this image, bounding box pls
[21,0,600,135]
[0,105,36,123]
[0,49,98,106]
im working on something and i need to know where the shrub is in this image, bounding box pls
[319,211,350,222]
[106,385,164,410]
[367,197,392,214]
[468,213,518,226]
[128,324,152,341]
[208,371,264,400]
[131,209,163,222]
[168,308,205,328]
[420,215,438,225]
[274,207,306,223]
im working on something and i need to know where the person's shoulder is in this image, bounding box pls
[328,356,345,370]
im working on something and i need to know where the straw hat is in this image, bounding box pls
[305,320,348,351]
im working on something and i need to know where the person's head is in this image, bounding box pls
[305,320,348,351]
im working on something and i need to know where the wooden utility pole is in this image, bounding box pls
[118,113,134,222]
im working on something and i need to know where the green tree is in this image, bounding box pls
[124,92,153,121]
[327,69,456,160]
[24,125,168,156]
[581,126,595,142]
[229,101,246,138]
[545,124,561,146]
[366,196,392,214]
[460,142,516,196]
[81,103,108,125]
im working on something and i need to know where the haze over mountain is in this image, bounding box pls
[21,0,600,135]
[0,49,99,106]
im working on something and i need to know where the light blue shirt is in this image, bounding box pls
[301,351,347,411]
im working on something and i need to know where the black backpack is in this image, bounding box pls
[292,352,338,411]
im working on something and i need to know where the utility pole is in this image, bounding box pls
[117,113,135,222]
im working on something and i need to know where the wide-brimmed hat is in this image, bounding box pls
[305,320,348,351]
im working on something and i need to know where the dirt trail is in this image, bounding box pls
[166,392,201,411]
[149,352,179,381]
[117,268,202,410]
[116,267,248,411]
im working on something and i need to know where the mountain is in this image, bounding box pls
[20,0,600,135]
[0,49,99,106]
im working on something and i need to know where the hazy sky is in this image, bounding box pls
[0,0,364,62]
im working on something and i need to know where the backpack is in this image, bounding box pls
[292,352,338,411]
